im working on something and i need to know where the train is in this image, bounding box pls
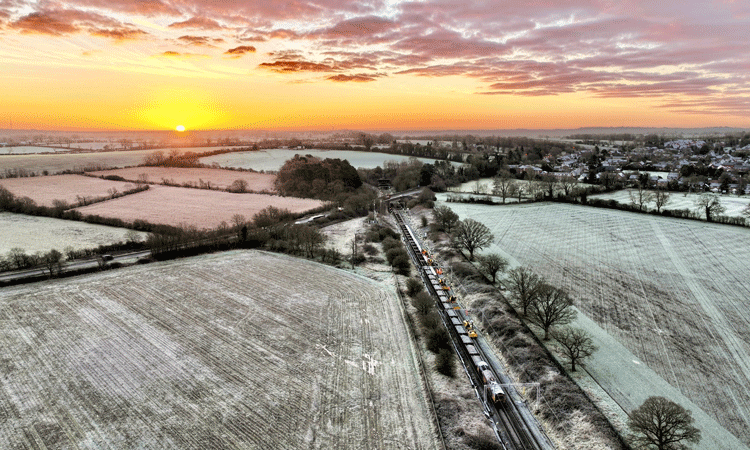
[394,211,505,406]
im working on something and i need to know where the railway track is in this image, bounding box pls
[393,209,553,450]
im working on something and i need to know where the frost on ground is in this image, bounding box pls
[90,167,276,192]
[322,214,503,450]
[591,189,750,218]
[439,198,750,448]
[0,174,137,207]
[0,212,144,255]
[74,185,324,228]
[0,250,440,449]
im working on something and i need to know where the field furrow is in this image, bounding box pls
[0,251,439,449]
[440,199,750,446]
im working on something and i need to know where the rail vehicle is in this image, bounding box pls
[394,210,506,408]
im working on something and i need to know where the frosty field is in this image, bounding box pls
[73,185,324,228]
[0,250,439,449]
[200,148,446,171]
[90,167,276,192]
[0,212,141,255]
[439,198,750,446]
[0,175,138,207]
[591,189,750,218]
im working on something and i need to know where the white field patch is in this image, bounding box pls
[0,212,143,255]
[438,197,750,447]
[0,250,440,450]
[0,174,138,207]
[591,189,750,218]
[73,185,325,229]
[89,167,276,192]
[199,148,448,171]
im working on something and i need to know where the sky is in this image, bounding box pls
[0,0,749,132]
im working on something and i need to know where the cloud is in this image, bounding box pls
[9,8,147,40]
[156,50,208,58]
[258,60,335,73]
[58,0,179,17]
[169,16,224,30]
[327,73,383,82]
[224,45,256,57]
[177,34,224,46]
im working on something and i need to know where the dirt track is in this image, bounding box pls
[0,250,439,449]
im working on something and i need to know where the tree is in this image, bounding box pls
[742,203,750,219]
[228,179,248,193]
[453,218,494,260]
[432,205,459,233]
[509,182,525,202]
[551,327,597,371]
[628,396,701,450]
[231,214,247,239]
[527,283,576,340]
[506,266,542,316]
[42,249,64,277]
[630,185,654,211]
[652,189,671,213]
[478,253,508,284]
[559,175,579,196]
[694,193,726,222]
[493,171,514,204]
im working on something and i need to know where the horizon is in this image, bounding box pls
[1,0,749,131]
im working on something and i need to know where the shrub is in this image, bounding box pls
[411,291,434,315]
[406,278,424,297]
[426,326,450,353]
[435,348,455,377]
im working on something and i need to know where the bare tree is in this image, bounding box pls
[228,179,248,193]
[694,193,726,222]
[559,175,579,196]
[432,205,459,233]
[509,182,525,202]
[630,185,654,211]
[742,203,750,219]
[452,218,494,260]
[478,253,508,284]
[493,171,514,204]
[551,327,597,371]
[506,266,541,316]
[42,249,64,277]
[652,189,671,213]
[528,283,576,340]
[628,396,701,450]
[539,174,558,199]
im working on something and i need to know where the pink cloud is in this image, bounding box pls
[327,73,383,82]
[169,16,224,30]
[224,45,256,57]
[9,8,146,40]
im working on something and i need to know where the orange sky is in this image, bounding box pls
[1,1,749,131]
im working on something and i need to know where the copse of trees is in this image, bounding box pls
[274,154,361,200]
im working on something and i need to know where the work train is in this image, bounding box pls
[394,212,505,406]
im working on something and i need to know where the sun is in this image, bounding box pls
[176,125,185,132]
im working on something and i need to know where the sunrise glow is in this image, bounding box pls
[0,1,748,131]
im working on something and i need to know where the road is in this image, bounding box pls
[0,250,151,284]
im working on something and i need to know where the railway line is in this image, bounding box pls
[393,209,554,450]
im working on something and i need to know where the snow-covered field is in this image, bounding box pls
[90,167,276,192]
[74,185,325,229]
[0,174,138,207]
[0,212,142,255]
[0,250,439,449]
[200,148,447,171]
[438,197,750,448]
[591,189,750,218]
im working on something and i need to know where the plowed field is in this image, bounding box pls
[0,251,439,449]
[73,185,324,228]
[0,175,137,207]
[89,167,276,192]
[440,199,750,446]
